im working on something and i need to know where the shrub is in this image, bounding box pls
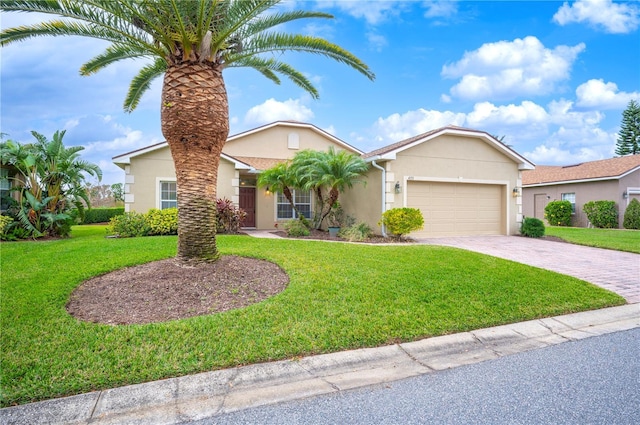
[82,207,125,224]
[544,200,572,226]
[284,218,310,237]
[216,198,247,234]
[339,221,373,242]
[379,208,424,238]
[146,208,178,235]
[583,201,618,228]
[520,217,545,238]
[107,212,150,237]
[623,198,640,230]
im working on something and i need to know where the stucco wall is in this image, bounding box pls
[223,126,352,159]
[125,147,238,213]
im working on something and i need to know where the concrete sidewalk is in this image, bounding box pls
[2,304,638,425]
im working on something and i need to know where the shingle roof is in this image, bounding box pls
[522,155,640,186]
[231,156,287,171]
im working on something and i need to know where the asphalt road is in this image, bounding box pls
[187,328,640,425]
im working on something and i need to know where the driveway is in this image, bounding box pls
[417,236,640,304]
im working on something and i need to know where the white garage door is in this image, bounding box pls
[407,181,504,237]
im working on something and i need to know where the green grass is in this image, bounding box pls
[546,226,640,253]
[0,226,625,407]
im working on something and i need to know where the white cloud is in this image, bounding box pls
[441,36,585,101]
[367,32,388,51]
[244,98,315,125]
[320,0,404,25]
[423,0,458,18]
[553,0,640,34]
[575,79,640,109]
[371,109,466,144]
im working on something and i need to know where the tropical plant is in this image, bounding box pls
[294,148,369,228]
[379,208,424,239]
[623,198,640,230]
[0,131,101,237]
[257,162,308,226]
[215,198,246,234]
[0,0,374,261]
[615,99,640,156]
[339,221,373,242]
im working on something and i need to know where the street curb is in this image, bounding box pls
[2,304,638,425]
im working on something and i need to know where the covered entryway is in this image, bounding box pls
[407,181,505,237]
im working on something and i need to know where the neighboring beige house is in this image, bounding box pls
[113,122,535,237]
[522,155,640,228]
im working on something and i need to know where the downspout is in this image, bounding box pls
[370,159,387,237]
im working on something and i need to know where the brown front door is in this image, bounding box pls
[239,187,256,227]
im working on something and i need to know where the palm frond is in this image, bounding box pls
[81,43,156,75]
[124,58,167,112]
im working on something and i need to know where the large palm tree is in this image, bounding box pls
[0,0,374,262]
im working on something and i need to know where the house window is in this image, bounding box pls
[0,168,11,211]
[561,192,576,213]
[160,181,177,209]
[277,190,311,219]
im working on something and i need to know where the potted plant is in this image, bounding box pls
[326,202,344,238]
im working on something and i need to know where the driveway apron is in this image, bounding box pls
[417,236,640,304]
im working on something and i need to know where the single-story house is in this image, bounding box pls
[113,121,535,237]
[522,155,640,228]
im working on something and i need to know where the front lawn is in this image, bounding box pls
[0,226,625,407]
[546,226,640,254]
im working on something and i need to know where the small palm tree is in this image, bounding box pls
[257,161,306,222]
[1,0,374,262]
[295,147,369,228]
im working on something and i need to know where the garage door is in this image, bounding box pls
[407,181,504,237]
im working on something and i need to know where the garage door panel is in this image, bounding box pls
[408,181,504,237]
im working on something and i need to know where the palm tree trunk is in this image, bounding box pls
[318,187,339,228]
[161,63,229,262]
[282,185,305,220]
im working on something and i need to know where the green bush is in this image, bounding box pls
[146,208,178,235]
[339,221,373,242]
[82,207,125,224]
[544,200,572,226]
[623,198,640,230]
[379,208,424,238]
[0,215,15,241]
[107,212,151,237]
[284,218,310,237]
[520,217,545,238]
[583,201,618,228]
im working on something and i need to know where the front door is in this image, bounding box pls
[534,194,548,221]
[239,187,256,228]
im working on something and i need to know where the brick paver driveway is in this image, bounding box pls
[417,236,640,304]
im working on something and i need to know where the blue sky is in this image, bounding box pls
[1,0,639,186]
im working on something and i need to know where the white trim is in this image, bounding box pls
[403,176,512,235]
[625,187,640,206]
[156,177,177,210]
[114,145,253,171]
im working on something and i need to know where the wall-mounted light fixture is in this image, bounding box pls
[394,181,401,194]
[512,187,520,197]
[623,191,628,199]
[265,186,271,195]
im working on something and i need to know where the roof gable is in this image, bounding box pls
[522,155,640,186]
[363,126,534,170]
[112,121,360,169]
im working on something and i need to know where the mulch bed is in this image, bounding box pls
[273,229,415,244]
[67,255,289,325]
